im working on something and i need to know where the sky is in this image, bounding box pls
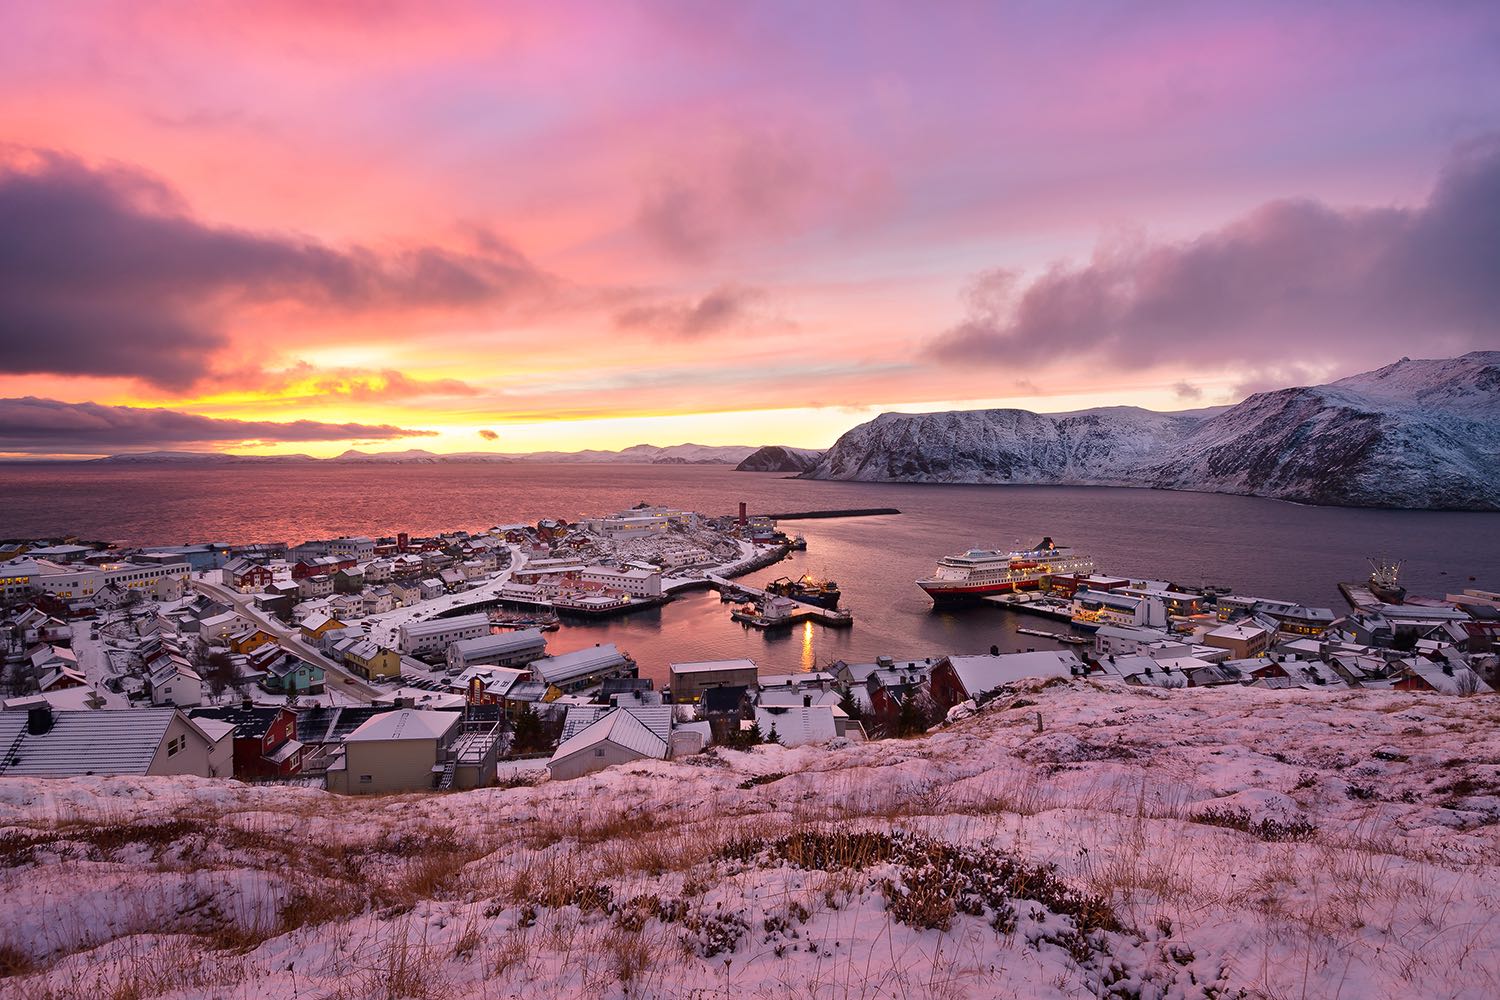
[1,0,1498,458]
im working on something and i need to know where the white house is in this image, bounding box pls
[149,660,203,707]
[546,706,669,781]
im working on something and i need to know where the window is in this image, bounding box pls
[359,774,373,784]
[166,735,186,757]
[594,748,605,757]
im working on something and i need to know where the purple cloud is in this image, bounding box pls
[0,151,546,389]
[0,396,435,454]
[614,284,768,338]
[929,138,1500,373]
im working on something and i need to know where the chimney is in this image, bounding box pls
[738,502,747,527]
[27,704,54,736]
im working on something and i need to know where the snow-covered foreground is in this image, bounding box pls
[2,680,1498,999]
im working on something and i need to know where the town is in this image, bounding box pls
[2,505,1497,795]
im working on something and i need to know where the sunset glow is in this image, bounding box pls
[3,0,1498,456]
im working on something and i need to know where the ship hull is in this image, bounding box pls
[918,578,1046,604]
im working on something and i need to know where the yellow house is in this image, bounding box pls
[300,612,348,643]
[343,639,401,681]
[228,627,276,656]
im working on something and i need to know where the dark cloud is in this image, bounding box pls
[477,429,498,441]
[928,137,1500,371]
[0,150,546,389]
[614,284,767,338]
[0,396,434,454]
[1172,381,1202,401]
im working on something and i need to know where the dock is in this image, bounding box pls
[980,593,1076,622]
[706,573,855,628]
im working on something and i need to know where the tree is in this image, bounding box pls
[1391,629,1419,652]
[512,706,544,753]
[202,651,236,702]
[838,688,863,722]
[766,722,783,746]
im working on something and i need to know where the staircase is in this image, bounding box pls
[438,759,457,790]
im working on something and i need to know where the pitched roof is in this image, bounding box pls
[559,704,673,744]
[550,708,667,765]
[0,709,182,776]
[754,705,837,746]
[943,650,1082,697]
[343,709,457,742]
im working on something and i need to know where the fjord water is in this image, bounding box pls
[4,463,1496,683]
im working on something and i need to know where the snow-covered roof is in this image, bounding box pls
[559,704,673,744]
[669,658,757,675]
[550,708,667,766]
[943,650,1082,697]
[530,644,627,685]
[344,709,458,743]
[400,614,490,639]
[754,705,837,747]
[0,709,183,777]
[449,629,547,660]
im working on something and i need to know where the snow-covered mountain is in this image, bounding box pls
[807,406,1211,485]
[735,445,825,472]
[804,352,1500,510]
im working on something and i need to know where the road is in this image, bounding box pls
[190,576,383,704]
[360,544,530,648]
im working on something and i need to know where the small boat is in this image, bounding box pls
[765,575,841,609]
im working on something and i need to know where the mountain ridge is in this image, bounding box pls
[802,352,1500,510]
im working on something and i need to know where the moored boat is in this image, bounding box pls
[916,537,1093,605]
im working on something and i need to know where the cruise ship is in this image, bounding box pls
[916,537,1094,604]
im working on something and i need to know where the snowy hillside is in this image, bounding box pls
[806,406,1206,484]
[735,445,825,472]
[3,679,1497,999]
[805,353,1500,509]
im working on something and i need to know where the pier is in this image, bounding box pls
[705,572,855,628]
[756,507,901,520]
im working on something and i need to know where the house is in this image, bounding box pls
[0,707,231,778]
[362,587,396,616]
[300,612,348,644]
[445,629,547,673]
[1202,623,1273,660]
[197,610,244,642]
[754,704,838,747]
[398,614,490,656]
[325,709,462,794]
[298,575,334,599]
[339,639,401,681]
[293,705,398,773]
[259,653,326,695]
[547,706,669,781]
[529,644,633,694]
[929,650,1085,710]
[190,705,303,778]
[227,626,276,656]
[333,567,365,594]
[149,659,203,707]
[221,558,273,593]
[668,659,759,704]
[454,665,527,706]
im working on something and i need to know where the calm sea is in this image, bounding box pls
[4,463,1497,684]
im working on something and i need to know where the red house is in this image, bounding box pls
[223,558,273,591]
[188,705,303,778]
[292,556,356,580]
